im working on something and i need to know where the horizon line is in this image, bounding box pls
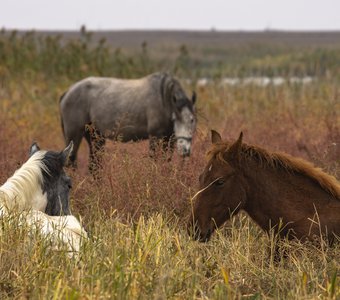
[2,26,340,33]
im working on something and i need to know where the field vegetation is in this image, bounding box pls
[0,28,339,299]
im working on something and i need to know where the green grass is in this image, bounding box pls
[0,29,340,299]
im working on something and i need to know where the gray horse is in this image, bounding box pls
[59,72,197,170]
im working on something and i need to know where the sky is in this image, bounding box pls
[1,0,340,31]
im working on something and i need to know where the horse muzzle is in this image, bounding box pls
[188,219,213,242]
[176,137,192,157]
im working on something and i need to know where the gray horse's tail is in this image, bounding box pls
[59,91,67,140]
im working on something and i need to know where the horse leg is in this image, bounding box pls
[149,136,158,159]
[149,136,171,160]
[162,135,175,161]
[64,130,83,169]
[84,124,106,174]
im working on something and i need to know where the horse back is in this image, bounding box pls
[60,75,171,140]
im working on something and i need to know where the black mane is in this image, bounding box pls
[41,151,71,216]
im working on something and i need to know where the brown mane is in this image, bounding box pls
[207,141,340,199]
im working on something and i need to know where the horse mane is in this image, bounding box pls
[208,141,340,199]
[159,72,194,113]
[0,151,49,211]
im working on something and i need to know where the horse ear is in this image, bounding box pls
[173,94,177,105]
[171,112,176,121]
[61,141,73,164]
[227,132,243,160]
[211,130,222,144]
[29,142,40,156]
[192,91,196,105]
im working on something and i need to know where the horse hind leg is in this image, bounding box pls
[64,131,83,169]
[84,124,106,175]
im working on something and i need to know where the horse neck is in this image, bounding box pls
[239,158,340,233]
[0,153,47,212]
[0,178,39,212]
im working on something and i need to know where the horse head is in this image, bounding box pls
[188,130,247,241]
[29,142,73,216]
[171,84,197,157]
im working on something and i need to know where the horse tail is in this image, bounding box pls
[59,91,67,140]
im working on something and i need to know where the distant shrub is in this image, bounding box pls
[1,28,340,81]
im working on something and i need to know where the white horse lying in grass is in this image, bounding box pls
[25,210,87,254]
[0,141,87,254]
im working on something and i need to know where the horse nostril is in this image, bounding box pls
[193,226,200,240]
[188,220,200,240]
[198,228,211,243]
[205,228,212,241]
[183,149,191,157]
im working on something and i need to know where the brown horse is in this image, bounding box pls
[189,130,340,244]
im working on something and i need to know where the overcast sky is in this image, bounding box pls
[1,0,340,31]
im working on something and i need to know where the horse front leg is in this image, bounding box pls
[149,136,158,159]
[162,135,175,161]
[149,135,173,160]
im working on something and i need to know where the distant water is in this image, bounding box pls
[189,76,315,87]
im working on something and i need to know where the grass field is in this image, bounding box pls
[0,29,339,299]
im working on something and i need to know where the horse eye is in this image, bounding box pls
[215,178,225,186]
[65,177,72,189]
